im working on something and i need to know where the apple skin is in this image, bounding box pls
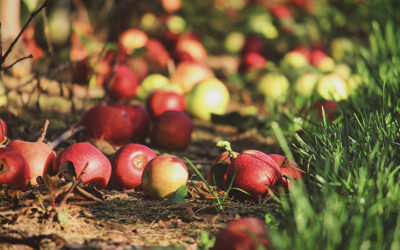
[241,35,267,56]
[0,119,7,143]
[171,61,214,93]
[206,151,238,189]
[272,4,292,20]
[119,29,148,55]
[150,110,193,151]
[104,64,139,99]
[224,31,245,54]
[186,78,230,121]
[268,154,302,188]
[80,105,134,146]
[8,140,56,185]
[53,142,112,189]
[141,154,188,198]
[111,144,157,189]
[212,217,271,250]
[257,72,290,103]
[145,39,170,68]
[146,90,187,118]
[0,147,31,190]
[317,74,348,101]
[225,150,282,199]
[112,104,151,143]
[126,57,149,82]
[160,0,182,13]
[238,52,267,73]
[137,73,170,99]
[294,72,319,98]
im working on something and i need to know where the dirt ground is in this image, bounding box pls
[0,70,280,249]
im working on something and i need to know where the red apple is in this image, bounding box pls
[126,57,149,82]
[174,34,207,63]
[53,142,112,189]
[212,217,271,250]
[238,52,267,73]
[225,150,282,199]
[0,147,31,190]
[268,154,302,188]
[141,154,188,198]
[0,119,7,143]
[72,59,91,85]
[112,103,151,143]
[150,110,193,151]
[272,4,292,20]
[111,144,157,189]
[119,28,148,55]
[171,61,213,93]
[104,64,139,99]
[292,45,312,62]
[8,140,56,185]
[22,25,43,61]
[206,151,238,189]
[314,100,338,121]
[146,90,186,117]
[145,39,170,68]
[311,48,327,67]
[160,0,182,13]
[80,104,134,146]
[241,35,267,56]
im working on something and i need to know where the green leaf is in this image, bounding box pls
[163,185,188,206]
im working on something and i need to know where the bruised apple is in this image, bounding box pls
[146,90,186,117]
[268,154,302,188]
[150,111,193,151]
[53,142,111,189]
[225,150,281,199]
[111,144,157,189]
[0,147,31,190]
[80,104,133,146]
[206,151,238,189]
[112,103,150,143]
[141,155,188,198]
[212,217,271,250]
[8,140,56,185]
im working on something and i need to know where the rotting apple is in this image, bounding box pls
[225,150,282,199]
[212,217,271,250]
[80,104,134,146]
[53,142,112,189]
[186,78,230,121]
[111,144,157,189]
[104,64,138,99]
[141,154,188,198]
[112,103,151,143]
[146,90,186,118]
[0,147,31,190]
[206,151,238,190]
[150,110,193,151]
[8,140,56,185]
[119,28,148,55]
[171,61,214,93]
[268,154,302,188]
[0,119,7,143]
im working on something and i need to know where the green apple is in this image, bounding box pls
[186,78,230,121]
[317,56,335,73]
[333,63,352,80]
[294,72,319,98]
[281,51,309,69]
[224,31,245,54]
[257,72,290,103]
[346,74,363,95]
[317,73,348,101]
[48,9,71,46]
[330,37,354,61]
[167,15,186,34]
[248,13,278,39]
[137,74,170,99]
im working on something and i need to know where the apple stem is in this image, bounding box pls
[216,140,237,159]
[48,125,86,150]
[37,119,50,142]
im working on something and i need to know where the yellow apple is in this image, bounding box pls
[257,72,290,103]
[317,73,348,101]
[294,72,319,98]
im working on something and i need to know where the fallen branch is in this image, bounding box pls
[37,119,50,142]
[48,125,85,150]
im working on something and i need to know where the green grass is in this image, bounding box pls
[268,16,400,250]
